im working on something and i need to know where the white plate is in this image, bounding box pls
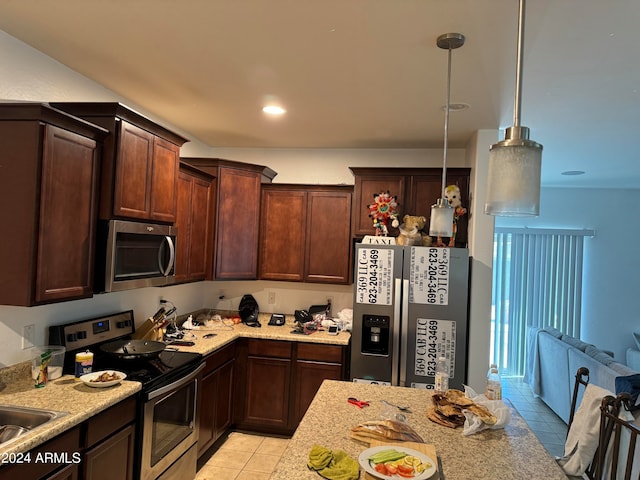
[80,371,127,388]
[359,445,437,480]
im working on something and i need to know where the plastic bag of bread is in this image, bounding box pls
[461,385,511,436]
[350,419,424,444]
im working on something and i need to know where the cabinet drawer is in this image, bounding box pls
[84,396,137,448]
[248,339,292,358]
[0,426,81,480]
[203,342,236,375]
[297,343,343,363]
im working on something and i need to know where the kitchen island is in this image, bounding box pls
[271,380,567,480]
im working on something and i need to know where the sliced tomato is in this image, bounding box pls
[384,463,398,474]
[397,464,415,477]
[374,463,388,475]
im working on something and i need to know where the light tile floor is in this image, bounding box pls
[196,378,566,479]
[195,432,290,480]
[503,376,568,458]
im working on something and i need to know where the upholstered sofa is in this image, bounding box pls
[525,326,637,423]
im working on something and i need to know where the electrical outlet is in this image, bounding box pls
[268,291,276,304]
[22,324,35,350]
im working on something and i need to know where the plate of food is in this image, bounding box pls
[358,445,436,479]
[80,370,126,388]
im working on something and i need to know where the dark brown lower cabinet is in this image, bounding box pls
[0,396,137,480]
[82,396,136,480]
[83,425,135,480]
[235,339,348,435]
[47,464,79,480]
[198,343,235,458]
[0,427,81,480]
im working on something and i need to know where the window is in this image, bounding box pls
[491,228,593,376]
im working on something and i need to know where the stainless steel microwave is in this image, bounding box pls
[95,220,177,292]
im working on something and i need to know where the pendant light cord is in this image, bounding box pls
[513,0,526,128]
[441,45,452,200]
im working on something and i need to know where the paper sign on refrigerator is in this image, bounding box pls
[409,247,450,305]
[355,247,395,305]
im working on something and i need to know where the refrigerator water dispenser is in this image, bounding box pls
[361,315,390,355]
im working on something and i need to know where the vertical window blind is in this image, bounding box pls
[491,227,593,376]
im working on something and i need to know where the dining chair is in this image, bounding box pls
[568,367,591,433]
[595,393,638,480]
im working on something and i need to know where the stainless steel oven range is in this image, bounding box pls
[49,311,204,480]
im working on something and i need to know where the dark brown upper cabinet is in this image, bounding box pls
[0,103,107,306]
[180,158,277,280]
[350,167,471,239]
[259,184,353,284]
[51,103,188,223]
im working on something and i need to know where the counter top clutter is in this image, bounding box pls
[169,310,351,356]
[0,362,140,455]
[271,380,567,480]
[0,310,350,459]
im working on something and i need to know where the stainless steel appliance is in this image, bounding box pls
[351,244,470,389]
[49,311,204,480]
[95,219,177,292]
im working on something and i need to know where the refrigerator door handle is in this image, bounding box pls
[398,278,409,386]
[392,277,403,386]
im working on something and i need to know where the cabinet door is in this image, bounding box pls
[174,172,193,283]
[259,189,306,281]
[214,360,234,438]
[175,171,212,283]
[149,137,179,223]
[293,361,343,426]
[197,367,217,456]
[352,175,406,237]
[197,359,234,457]
[215,167,261,279]
[83,424,135,480]
[47,464,79,480]
[411,171,470,246]
[36,125,99,303]
[305,190,352,284]
[113,121,154,219]
[244,356,291,428]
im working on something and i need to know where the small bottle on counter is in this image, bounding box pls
[434,356,449,392]
[486,363,502,400]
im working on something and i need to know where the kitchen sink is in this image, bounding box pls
[0,405,67,447]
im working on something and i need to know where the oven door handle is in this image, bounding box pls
[146,362,205,400]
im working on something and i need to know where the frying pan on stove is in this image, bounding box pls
[100,339,166,360]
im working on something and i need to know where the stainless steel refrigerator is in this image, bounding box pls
[351,244,470,389]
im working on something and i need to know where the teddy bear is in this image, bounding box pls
[435,184,467,247]
[396,214,433,247]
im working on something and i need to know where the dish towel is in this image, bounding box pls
[308,444,360,480]
[557,383,612,476]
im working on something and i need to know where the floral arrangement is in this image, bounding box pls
[368,191,399,236]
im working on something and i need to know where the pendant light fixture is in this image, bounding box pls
[484,0,542,217]
[429,32,465,238]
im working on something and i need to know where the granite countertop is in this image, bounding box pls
[168,311,351,356]
[0,310,349,457]
[271,380,567,480]
[0,362,140,456]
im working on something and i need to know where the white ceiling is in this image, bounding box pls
[0,0,638,188]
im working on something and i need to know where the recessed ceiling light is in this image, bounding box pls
[440,103,469,112]
[262,105,286,115]
[561,170,585,176]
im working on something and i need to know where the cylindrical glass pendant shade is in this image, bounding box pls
[484,142,542,217]
[429,198,454,237]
